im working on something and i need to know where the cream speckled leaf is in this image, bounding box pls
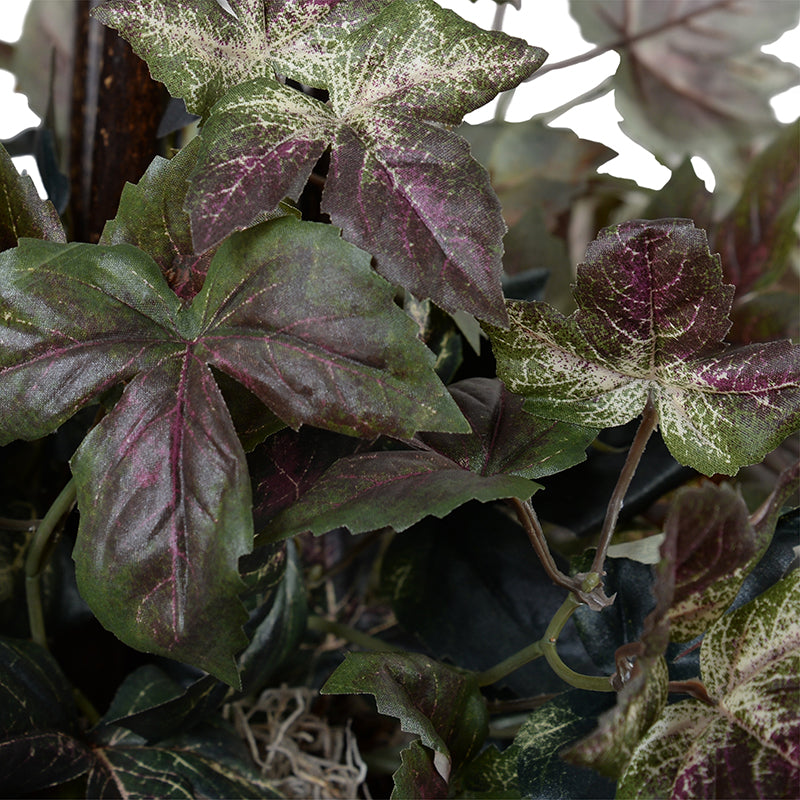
[486,219,800,475]
[186,0,545,323]
[92,0,388,118]
[617,570,800,799]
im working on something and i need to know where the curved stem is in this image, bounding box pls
[25,479,77,648]
[539,75,614,125]
[541,595,614,692]
[590,394,658,578]
[307,614,405,654]
[476,639,544,687]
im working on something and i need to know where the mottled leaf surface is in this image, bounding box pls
[187,0,546,323]
[0,218,461,681]
[322,651,488,784]
[392,739,449,799]
[569,0,800,189]
[486,219,800,475]
[263,378,595,539]
[0,143,65,251]
[663,482,758,640]
[92,0,388,118]
[618,569,800,798]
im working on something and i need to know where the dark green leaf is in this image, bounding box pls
[381,503,597,695]
[322,651,488,784]
[515,690,616,800]
[454,743,520,799]
[263,378,595,540]
[0,142,66,251]
[392,739,449,799]
[486,219,800,475]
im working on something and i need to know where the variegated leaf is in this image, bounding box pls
[186,0,546,324]
[485,219,800,475]
[91,0,389,118]
[617,569,800,798]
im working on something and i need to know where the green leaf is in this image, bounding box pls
[392,739,450,799]
[0,142,66,250]
[186,0,546,324]
[514,690,617,800]
[0,637,92,793]
[322,651,488,784]
[92,0,388,118]
[564,657,669,780]
[453,743,521,799]
[263,378,595,540]
[485,219,800,476]
[569,0,800,191]
[1,217,462,680]
[617,569,800,799]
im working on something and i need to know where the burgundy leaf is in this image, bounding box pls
[71,358,251,685]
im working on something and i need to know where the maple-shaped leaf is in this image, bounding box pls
[485,219,800,476]
[91,0,389,119]
[322,652,488,786]
[0,142,66,251]
[569,0,800,190]
[260,377,596,541]
[185,0,546,324]
[0,218,464,681]
[617,569,800,798]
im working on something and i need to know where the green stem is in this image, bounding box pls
[590,394,658,578]
[25,479,77,648]
[476,639,544,687]
[307,614,405,654]
[538,75,614,125]
[541,595,614,692]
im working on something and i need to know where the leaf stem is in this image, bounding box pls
[540,594,614,692]
[25,478,77,648]
[307,614,405,654]
[590,394,658,579]
[476,594,614,691]
[526,0,732,81]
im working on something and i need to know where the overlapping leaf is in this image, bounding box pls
[0,142,65,250]
[186,0,546,324]
[485,219,800,476]
[569,0,800,190]
[261,378,596,541]
[92,0,389,119]
[617,569,800,798]
[0,217,464,681]
[322,651,488,787]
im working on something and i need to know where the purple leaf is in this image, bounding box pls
[486,219,800,475]
[71,359,252,685]
[186,0,546,323]
[261,378,596,540]
[391,741,449,800]
[0,143,66,250]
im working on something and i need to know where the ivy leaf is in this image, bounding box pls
[392,740,450,799]
[262,378,596,540]
[186,0,546,324]
[322,651,488,785]
[0,143,66,250]
[91,0,388,118]
[0,218,463,681]
[617,569,800,798]
[569,0,800,190]
[485,218,800,476]
[662,482,759,641]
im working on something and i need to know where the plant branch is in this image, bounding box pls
[307,614,405,654]
[25,479,77,648]
[491,2,506,32]
[526,0,732,81]
[590,393,659,578]
[476,638,544,687]
[538,75,614,125]
[540,594,615,692]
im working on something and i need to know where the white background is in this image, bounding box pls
[1,0,798,193]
